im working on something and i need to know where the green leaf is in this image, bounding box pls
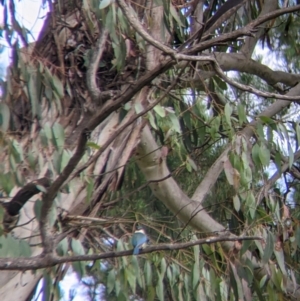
[107,269,115,294]
[259,274,268,288]
[52,122,65,150]
[146,286,155,301]
[156,279,164,301]
[223,159,235,186]
[36,184,47,193]
[0,103,10,132]
[160,258,167,277]
[147,112,158,130]
[145,261,152,286]
[27,66,41,118]
[259,116,275,126]
[251,143,261,167]
[169,113,181,133]
[44,123,53,140]
[229,262,243,301]
[192,262,200,289]
[274,151,282,173]
[134,103,144,114]
[51,75,64,99]
[34,199,42,221]
[170,4,185,27]
[237,104,247,126]
[71,238,85,255]
[187,156,198,171]
[233,195,240,212]
[0,172,15,195]
[256,121,264,141]
[99,0,112,9]
[274,249,287,276]
[246,192,256,219]
[296,123,300,146]
[126,269,136,293]
[86,179,94,203]
[167,266,173,286]
[277,122,289,142]
[262,231,274,265]
[288,142,294,168]
[61,150,72,172]
[56,238,68,256]
[48,203,57,227]
[186,161,192,172]
[258,144,270,166]
[224,103,232,125]
[154,105,166,117]
[53,150,62,173]
[87,141,101,150]
[19,240,31,257]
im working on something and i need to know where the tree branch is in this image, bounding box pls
[240,0,278,58]
[0,235,262,270]
[256,149,300,205]
[116,0,175,56]
[2,178,50,231]
[214,52,300,87]
[86,29,109,103]
[186,4,300,54]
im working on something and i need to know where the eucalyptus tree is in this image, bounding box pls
[0,0,300,300]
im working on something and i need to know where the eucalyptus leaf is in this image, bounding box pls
[99,0,111,9]
[0,103,10,132]
[154,105,166,117]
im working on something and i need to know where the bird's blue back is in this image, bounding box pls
[132,232,148,255]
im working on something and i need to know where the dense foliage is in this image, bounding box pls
[1,0,300,300]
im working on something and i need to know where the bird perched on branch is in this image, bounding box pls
[131,227,148,255]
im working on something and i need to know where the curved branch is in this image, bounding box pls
[2,178,50,231]
[215,52,300,87]
[86,29,109,103]
[116,0,175,56]
[175,53,300,100]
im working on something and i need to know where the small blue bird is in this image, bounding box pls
[131,228,148,255]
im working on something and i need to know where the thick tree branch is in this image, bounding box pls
[240,0,278,58]
[136,125,227,235]
[214,52,300,87]
[192,52,300,89]
[0,235,261,270]
[2,178,50,231]
[192,150,229,203]
[175,54,300,100]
